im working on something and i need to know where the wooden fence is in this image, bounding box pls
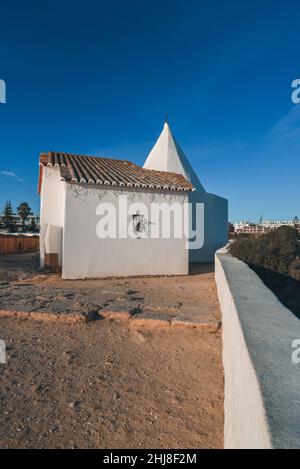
[0,235,39,254]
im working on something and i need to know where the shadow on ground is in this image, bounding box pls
[189,263,214,275]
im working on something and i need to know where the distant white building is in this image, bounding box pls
[39,123,228,278]
[234,218,299,234]
[234,222,268,234]
[260,220,296,228]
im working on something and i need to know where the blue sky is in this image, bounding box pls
[0,0,299,222]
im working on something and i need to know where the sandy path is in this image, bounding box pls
[0,254,224,448]
[0,317,223,448]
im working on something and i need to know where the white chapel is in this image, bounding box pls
[38,122,227,278]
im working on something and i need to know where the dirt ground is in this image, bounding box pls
[0,253,224,448]
[0,253,220,327]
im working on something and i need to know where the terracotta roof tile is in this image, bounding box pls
[38,152,194,194]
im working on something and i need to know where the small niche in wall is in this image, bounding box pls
[132,213,146,236]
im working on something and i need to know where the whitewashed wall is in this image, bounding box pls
[189,191,228,263]
[39,166,66,267]
[62,184,189,278]
[216,247,300,449]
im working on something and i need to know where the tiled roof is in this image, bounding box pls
[38,152,194,193]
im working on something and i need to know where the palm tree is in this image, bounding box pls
[28,216,38,232]
[2,200,15,232]
[17,202,33,232]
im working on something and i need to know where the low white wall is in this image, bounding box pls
[216,248,300,449]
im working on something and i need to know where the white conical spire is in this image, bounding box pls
[143,122,205,192]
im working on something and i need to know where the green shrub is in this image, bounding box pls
[289,257,300,282]
[229,226,300,278]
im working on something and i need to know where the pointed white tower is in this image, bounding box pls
[143,122,205,192]
[144,122,228,263]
